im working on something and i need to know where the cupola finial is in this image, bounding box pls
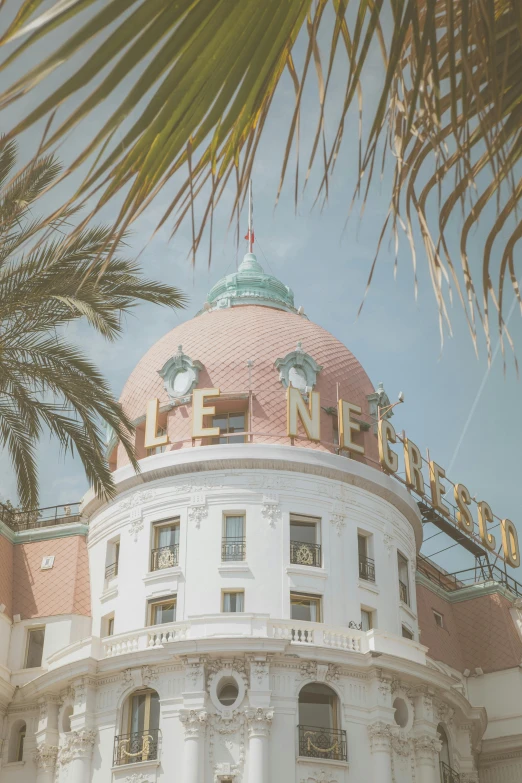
[245,179,254,253]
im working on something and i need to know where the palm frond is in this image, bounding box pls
[0,141,187,508]
[0,0,520,351]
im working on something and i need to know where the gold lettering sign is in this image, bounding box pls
[378,419,398,473]
[287,386,321,441]
[338,400,365,454]
[192,388,221,439]
[478,500,496,552]
[429,461,450,517]
[144,399,169,450]
[454,483,474,533]
[404,438,424,495]
[501,519,520,568]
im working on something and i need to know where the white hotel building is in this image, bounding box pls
[1,253,522,783]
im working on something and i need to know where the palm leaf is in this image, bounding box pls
[0,0,521,351]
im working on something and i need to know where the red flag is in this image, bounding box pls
[244,230,254,244]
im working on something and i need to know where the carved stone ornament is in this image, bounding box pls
[119,490,155,511]
[129,514,144,542]
[142,665,158,688]
[124,774,150,783]
[245,707,274,738]
[34,744,59,770]
[120,668,134,691]
[300,770,339,783]
[330,505,347,536]
[207,658,249,688]
[383,533,393,555]
[188,494,208,528]
[58,729,96,765]
[460,774,479,783]
[300,660,318,680]
[391,731,411,757]
[251,661,269,686]
[413,734,442,759]
[180,709,208,738]
[158,345,203,402]
[368,722,393,753]
[261,494,281,526]
[437,702,455,726]
[275,342,323,392]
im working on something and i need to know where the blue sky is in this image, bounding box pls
[1,4,520,578]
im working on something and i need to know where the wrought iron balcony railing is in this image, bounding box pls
[151,544,179,571]
[440,761,460,783]
[105,561,118,580]
[298,724,347,762]
[290,540,321,567]
[113,728,160,766]
[358,556,376,582]
[399,580,409,604]
[221,537,246,561]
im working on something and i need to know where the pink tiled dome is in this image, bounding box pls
[115,303,379,468]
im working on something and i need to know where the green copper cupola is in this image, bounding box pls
[200,253,298,314]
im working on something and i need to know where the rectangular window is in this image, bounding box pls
[25,627,45,668]
[149,596,176,625]
[290,514,321,567]
[358,533,375,582]
[151,519,180,570]
[211,412,246,444]
[107,616,115,636]
[290,592,321,622]
[222,590,245,613]
[147,426,167,456]
[17,729,25,762]
[402,625,414,640]
[433,610,444,628]
[361,608,374,631]
[105,538,120,580]
[397,552,410,605]
[222,514,246,561]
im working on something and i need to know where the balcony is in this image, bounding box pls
[113,728,160,766]
[290,540,321,568]
[105,561,118,580]
[440,762,460,783]
[151,544,179,571]
[221,537,246,562]
[298,725,347,762]
[399,580,409,604]
[359,556,376,582]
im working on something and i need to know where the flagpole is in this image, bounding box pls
[248,179,253,253]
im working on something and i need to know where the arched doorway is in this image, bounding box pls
[114,689,160,766]
[298,683,347,761]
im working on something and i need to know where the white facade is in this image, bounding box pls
[1,445,485,783]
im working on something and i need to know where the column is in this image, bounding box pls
[368,722,393,783]
[413,735,442,783]
[245,708,273,783]
[35,696,59,783]
[59,729,96,783]
[180,709,207,783]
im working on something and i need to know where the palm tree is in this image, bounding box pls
[0,140,187,509]
[0,1,520,356]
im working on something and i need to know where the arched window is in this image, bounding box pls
[8,720,26,763]
[298,683,347,761]
[438,724,453,781]
[114,689,160,767]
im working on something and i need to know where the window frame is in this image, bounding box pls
[16,727,25,762]
[433,609,444,628]
[152,518,180,549]
[361,607,374,631]
[397,551,410,605]
[221,589,245,613]
[148,595,177,626]
[24,626,45,669]
[290,591,322,623]
[401,624,414,640]
[209,410,247,445]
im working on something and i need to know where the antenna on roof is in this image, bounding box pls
[245,179,254,253]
